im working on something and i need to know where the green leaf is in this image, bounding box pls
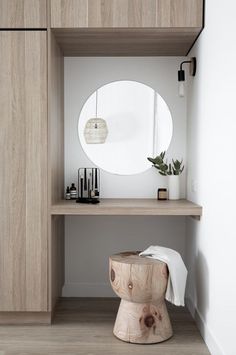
[161,164,168,171]
[160,151,166,159]
[147,157,156,164]
[156,158,164,165]
[159,171,167,176]
[173,159,181,170]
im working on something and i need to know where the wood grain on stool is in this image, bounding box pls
[109,251,173,344]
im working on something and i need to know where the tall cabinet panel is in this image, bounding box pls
[0,0,47,28]
[0,31,48,311]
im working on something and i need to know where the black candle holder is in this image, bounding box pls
[76,168,100,204]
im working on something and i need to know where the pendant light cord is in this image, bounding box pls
[153,91,157,156]
[96,90,98,118]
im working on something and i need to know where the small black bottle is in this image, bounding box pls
[65,186,71,200]
[70,183,77,200]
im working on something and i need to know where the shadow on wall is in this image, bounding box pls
[195,251,209,329]
[63,216,186,297]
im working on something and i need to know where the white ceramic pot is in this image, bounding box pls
[168,175,180,200]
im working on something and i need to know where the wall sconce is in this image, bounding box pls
[178,57,196,97]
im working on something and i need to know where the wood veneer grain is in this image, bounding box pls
[50,0,203,55]
[51,199,202,216]
[0,31,48,311]
[0,0,47,28]
[0,312,51,325]
[52,27,201,56]
[51,0,203,28]
[0,298,210,354]
[47,30,65,312]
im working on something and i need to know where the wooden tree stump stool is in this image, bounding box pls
[109,251,173,344]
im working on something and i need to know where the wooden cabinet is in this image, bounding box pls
[0,0,202,320]
[0,0,47,28]
[50,0,203,28]
[51,0,203,56]
[0,31,48,312]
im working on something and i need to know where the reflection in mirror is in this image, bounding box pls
[78,80,173,175]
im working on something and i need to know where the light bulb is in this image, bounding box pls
[178,81,185,97]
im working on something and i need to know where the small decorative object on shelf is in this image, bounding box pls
[157,188,168,200]
[77,168,100,204]
[69,183,77,200]
[65,186,71,200]
[147,151,184,200]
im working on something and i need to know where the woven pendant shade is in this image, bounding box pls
[84,118,108,144]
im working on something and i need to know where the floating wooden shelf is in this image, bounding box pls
[53,28,202,57]
[51,199,202,218]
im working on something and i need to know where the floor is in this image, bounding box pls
[0,298,210,355]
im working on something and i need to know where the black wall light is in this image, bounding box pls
[178,57,197,97]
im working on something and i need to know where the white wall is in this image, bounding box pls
[65,57,186,198]
[65,216,186,296]
[63,57,187,297]
[186,1,236,355]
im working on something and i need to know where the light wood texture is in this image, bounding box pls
[51,199,202,217]
[156,0,203,27]
[52,27,201,56]
[0,298,210,354]
[48,31,65,206]
[0,312,51,325]
[114,299,172,343]
[47,31,65,312]
[51,0,203,55]
[0,0,47,28]
[50,216,65,311]
[51,0,203,28]
[0,31,48,311]
[110,252,172,343]
[110,252,168,303]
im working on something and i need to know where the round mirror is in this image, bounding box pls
[78,80,173,175]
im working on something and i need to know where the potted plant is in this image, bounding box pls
[147,151,184,200]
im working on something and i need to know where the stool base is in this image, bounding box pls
[113,299,173,344]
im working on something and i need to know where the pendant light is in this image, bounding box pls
[84,90,108,144]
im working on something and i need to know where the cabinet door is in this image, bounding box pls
[0,0,47,28]
[50,0,203,28]
[0,31,48,311]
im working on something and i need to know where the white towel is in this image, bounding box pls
[139,246,187,306]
